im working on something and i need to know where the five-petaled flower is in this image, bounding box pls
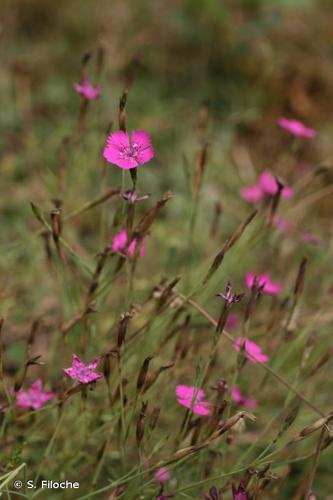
[73,79,101,100]
[63,354,103,384]
[240,171,293,204]
[232,385,257,409]
[154,467,171,483]
[103,130,154,170]
[111,228,145,258]
[16,379,55,410]
[176,385,211,416]
[277,117,316,139]
[246,272,282,295]
[234,337,269,364]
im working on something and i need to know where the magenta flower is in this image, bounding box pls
[241,171,293,204]
[225,312,239,331]
[176,385,211,416]
[302,231,321,245]
[63,354,103,384]
[234,337,269,364]
[272,215,290,233]
[111,228,145,258]
[232,386,257,409]
[73,79,101,100]
[232,481,248,500]
[103,130,154,170]
[246,272,282,295]
[277,117,317,139]
[154,467,171,483]
[16,379,55,410]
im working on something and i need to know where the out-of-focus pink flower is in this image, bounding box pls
[63,354,103,384]
[103,130,154,170]
[302,231,321,245]
[277,117,317,139]
[225,312,239,331]
[246,272,282,295]
[232,386,257,409]
[154,467,171,483]
[240,185,263,203]
[16,379,55,410]
[234,337,269,363]
[73,79,101,100]
[232,481,248,500]
[176,385,211,416]
[111,228,145,258]
[272,215,290,233]
[241,171,293,203]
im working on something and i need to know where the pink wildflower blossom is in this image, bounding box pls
[232,481,248,500]
[234,337,269,363]
[103,130,154,170]
[302,231,321,245]
[232,385,257,409]
[272,215,290,233]
[176,385,211,416]
[73,79,101,100]
[154,467,171,483]
[63,354,103,384]
[246,272,282,295]
[16,379,55,410]
[241,171,293,203]
[277,117,317,139]
[111,228,145,258]
[225,312,239,331]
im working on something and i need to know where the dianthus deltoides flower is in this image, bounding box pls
[103,130,154,170]
[234,337,269,364]
[73,79,101,100]
[63,354,103,384]
[16,379,55,410]
[232,481,248,500]
[246,272,282,295]
[241,171,293,203]
[277,117,316,139]
[111,228,145,258]
[232,385,257,409]
[154,467,171,483]
[176,385,211,416]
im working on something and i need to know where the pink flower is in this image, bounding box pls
[103,130,154,170]
[73,79,101,100]
[16,379,55,410]
[272,215,290,233]
[246,272,282,295]
[232,386,257,409]
[302,231,321,245]
[241,171,293,204]
[277,117,317,139]
[63,354,103,384]
[176,385,211,416]
[225,312,239,331]
[111,228,145,258]
[234,337,269,363]
[154,467,171,483]
[232,481,248,500]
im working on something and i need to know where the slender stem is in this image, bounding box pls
[177,293,325,417]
